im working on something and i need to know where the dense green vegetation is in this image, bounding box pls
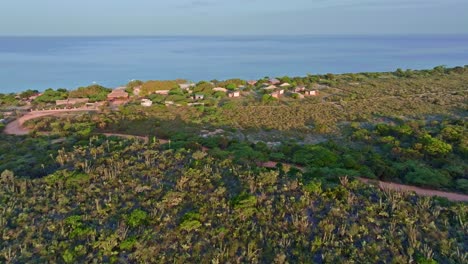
[34,88,69,103]
[68,84,112,102]
[1,137,467,263]
[1,66,467,263]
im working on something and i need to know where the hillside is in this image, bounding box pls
[0,66,467,263]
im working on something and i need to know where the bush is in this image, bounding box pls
[127,209,148,228]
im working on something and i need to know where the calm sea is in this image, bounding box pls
[1,35,467,93]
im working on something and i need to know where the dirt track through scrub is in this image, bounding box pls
[4,109,97,135]
[358,178,468,202]
[260,161,468,202]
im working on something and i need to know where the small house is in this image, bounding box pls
[180,83,195,90]
[304,90,319,96]
[141,99,153,107]
[154,90,170,95]
[213,87,228,92]
[271,91,282,98]
[294,86,306,93]
[228,91,241,98]
[278,89,285,95]
[263,85,278,90]
[107,89,129,101]
[280,83,291,87]
[269,78,281,85]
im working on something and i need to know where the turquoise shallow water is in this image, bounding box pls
[1,35,467,93]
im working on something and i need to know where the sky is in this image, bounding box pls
[1,0,467,35]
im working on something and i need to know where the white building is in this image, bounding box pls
[141,99,153,107]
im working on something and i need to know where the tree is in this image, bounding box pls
[69,85,111,102]
[127,209,148,228]
[440,126,463,142]
[420,134,452,156]
[293,145,338,167]
[226,84,237,91]
[34,88,69,103]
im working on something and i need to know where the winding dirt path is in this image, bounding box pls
[259,161,468,202]
[358,178,468,202]
[3,109,98,135]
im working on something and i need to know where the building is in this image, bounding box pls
[304,90,319,96]
[280,83,291,87]
[269,78,281,85]
[213,87,228,92]
[263,85,278,90]
[154,90,170,95]
[294,86,306,93]
[107,89,129,101]
[179,83,195,90]
[228,91,241,98]
[141,99,153,107]
[56,98,89,106]
[271,91,282,98]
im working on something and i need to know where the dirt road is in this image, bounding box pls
[259,161,468,202]
[3,109,97,135]
[358,178,468,202]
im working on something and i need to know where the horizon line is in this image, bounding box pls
[1,33,468,38]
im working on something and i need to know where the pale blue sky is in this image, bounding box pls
[1,0,467,35]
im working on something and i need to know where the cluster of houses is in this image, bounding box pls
[138,82,245,107]
[259,78,319,99]
[135,79,321,106]
[42,77,322,109]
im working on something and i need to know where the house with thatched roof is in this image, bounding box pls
[269,78,280,85]
[107,89,129,101]
[263,85,278,90]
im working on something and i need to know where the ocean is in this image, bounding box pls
[1,35,467,93]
